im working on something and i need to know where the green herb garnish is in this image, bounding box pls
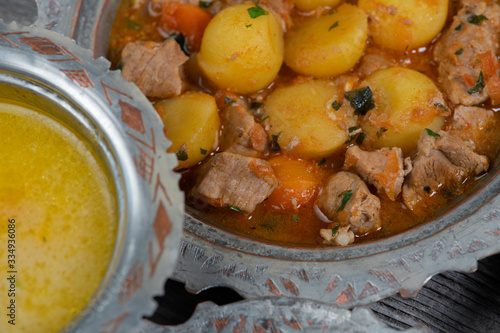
[355,132,367,145]
[425,128,440,137]
[344,86,375,116]
[251,102,263,109]
[455,22,464,31]
[200,148,207,155]
[248,4,268,19]
[332,100,342,111]
[124,18,142,30]
[468,70,484,95]
[176,148,188,161]
[328,21,339,31]
[230,205,241,212]
[271,131,281,151]
[224,96,235,104]
[331,225,340,237]
[376,127,388,139]
[423,186,431,193]
[348,126,360,133]
[318,158,327,166]
[468,14,488,25]
[199,1,212,8]
[434,103,449,112]
[293,215,299,222]
[345,135,356,144]
[337,190,353,212]
[455,48,463,55]
[260,115,269,123]
[246,24,252,28]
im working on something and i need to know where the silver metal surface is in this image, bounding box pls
[0,20,184,332]
[137,297,429,332]
[33,0,500,309]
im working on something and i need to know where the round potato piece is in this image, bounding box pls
[359,67,447,154]
[284,4,367,78]
[155,91,220,170]
[294,0,342,13]
[358,0,448,51]
[263,79,355,158]
[197,3,283,94]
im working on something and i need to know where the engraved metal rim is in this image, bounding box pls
[37,0,500,308]
[0,20,184,332]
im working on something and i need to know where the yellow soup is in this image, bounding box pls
[0,101,117,333]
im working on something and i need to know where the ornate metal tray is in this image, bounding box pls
[33,0,500,309]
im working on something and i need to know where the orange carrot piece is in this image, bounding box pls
[161,2,212,52]
[488,75,500,106]
[266,155,325,211]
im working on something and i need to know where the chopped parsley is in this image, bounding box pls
[230,205,242,213]
[455,48,463,55]
[423,186,431,193]
[434,103,449,112]
[292,215,299,222]
[271,131,281,151]
[124,18,142,30]
[260,115,269,123]
[467,14,488,25]
[355,132,367,145]
[248,4,268,19]
[329,21,339,31]
[454,22,464,31]
[348,126,360,133]
[332,100,342,111]
[345,135,356,144]
[376,127,388,139]
[344,86,375,116]
[224,96,235,104]
[176,148,188,161]
[331,225,340,237]
[467,71,484,95]
[200,148,207,155]
[425,128,440,137]
[246,24,252,28]
[337,190,353,212]
[318,158,327,166]
[251,102,263,109]
[199,0,212,8]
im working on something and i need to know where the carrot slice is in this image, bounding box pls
[266,155,325,211]
[161,2,212,52]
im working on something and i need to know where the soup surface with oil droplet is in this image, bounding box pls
[0,101,117,333]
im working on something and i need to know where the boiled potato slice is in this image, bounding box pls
[155,91,220,169]
[358,0,448,51]
[197,3,283,94]
[263,79,355,158]
[359,67,447,154]
[294,0,342,13]
[284,3,367,77]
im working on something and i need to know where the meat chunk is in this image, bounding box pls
[345,146,411,201]
[446,105,497,155]
[216,92,269,157]
[191,152,277,213]
[402,129,489,210]
[433,1,500,105]
[358,51,397,78]
[121,39,188,98]
[316,172,381,234]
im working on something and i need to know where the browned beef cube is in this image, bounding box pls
[317,171,381,234]
[191,152,277,214]
[121,39,188,98]
[345,146,410,201]
[403,129,489,210]
[433,1,500,105]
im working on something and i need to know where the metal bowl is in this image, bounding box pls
[35,0,500,308]
[0,20,184,332]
